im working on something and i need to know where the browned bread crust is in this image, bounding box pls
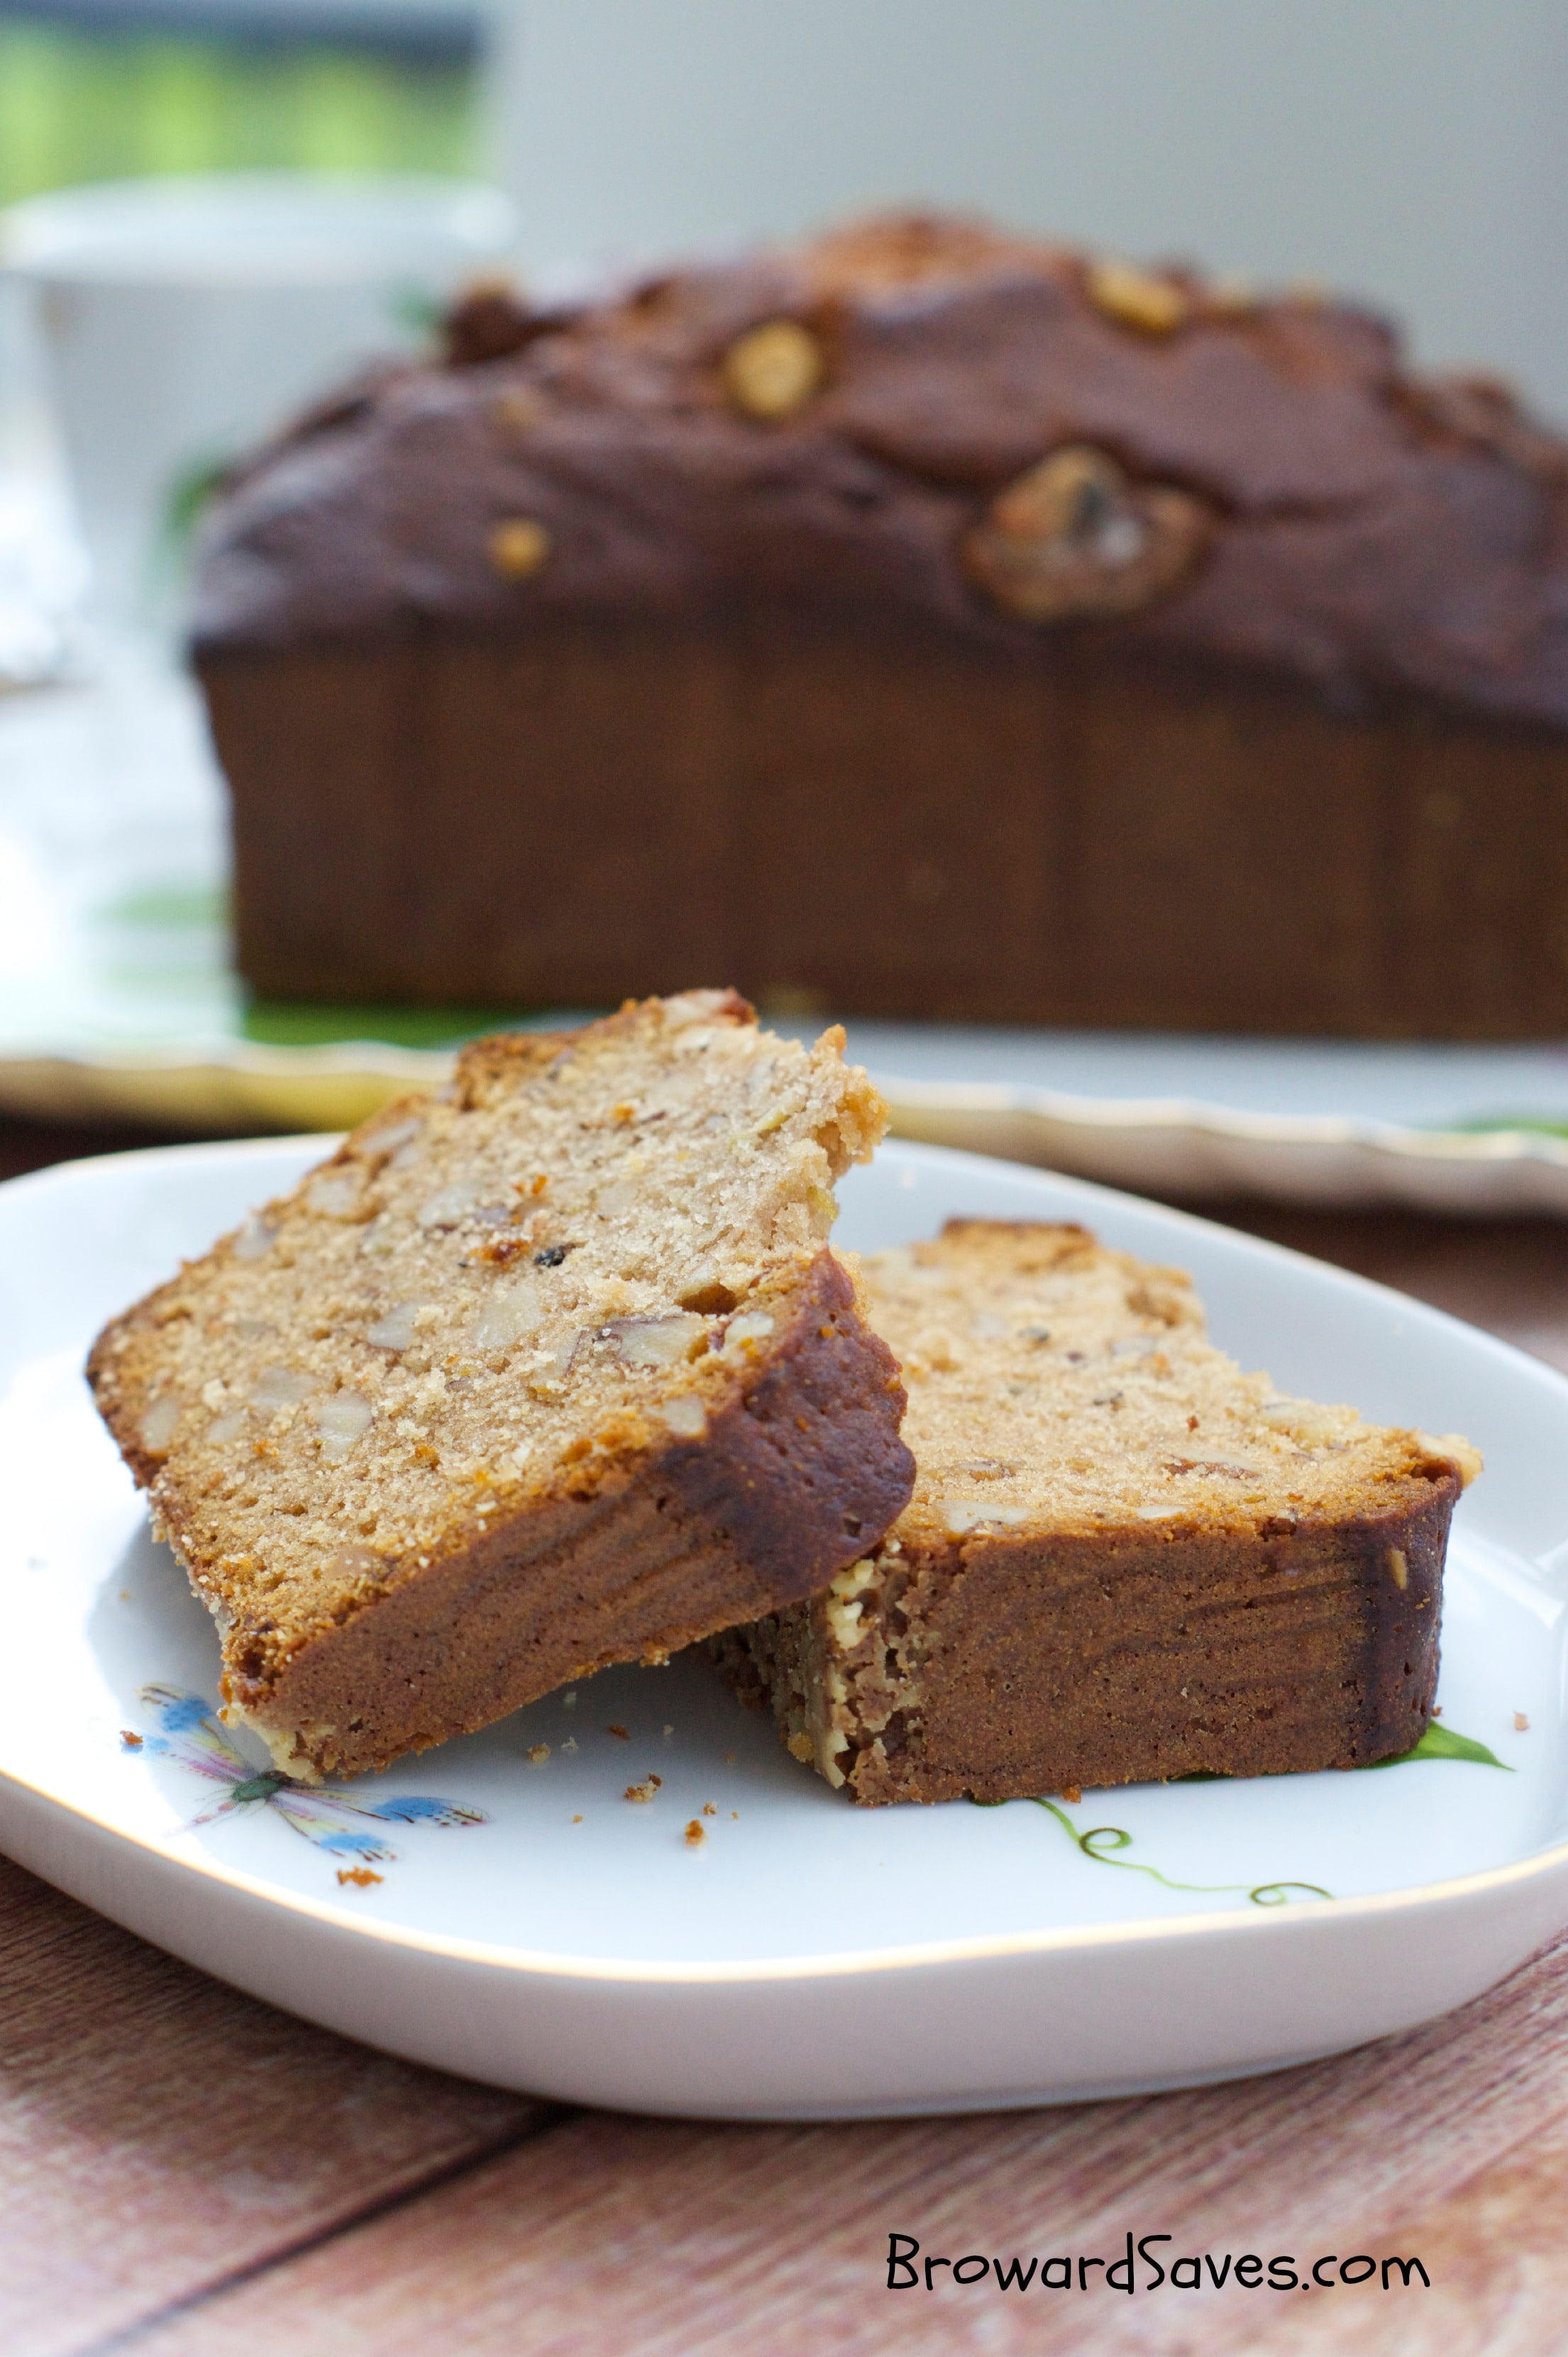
[189,212,1568,1037]
[194,212,1568,725]
[87,994,913,1779]
[710,1219,1477,1803]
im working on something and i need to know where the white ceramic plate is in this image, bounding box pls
[3,1136,1567,2120]
[9,647,1568,1209]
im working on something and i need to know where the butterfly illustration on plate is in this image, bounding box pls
[123,1683,487,1876]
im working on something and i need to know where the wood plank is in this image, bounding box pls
[124,1928,1568,2357]
[0,1857,555,2357]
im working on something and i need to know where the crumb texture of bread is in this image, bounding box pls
[87,992,912,1777]
[709,1219,1476,1803]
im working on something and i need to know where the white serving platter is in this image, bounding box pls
[9,646,1568,1209]
[2,1135,1567,2119]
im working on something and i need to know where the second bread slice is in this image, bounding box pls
[89,992,914,1778]
[712,1219,1479,1802]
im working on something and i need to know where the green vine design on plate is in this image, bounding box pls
[1032,1798,1332,1907]
[976,1718,1511,1907]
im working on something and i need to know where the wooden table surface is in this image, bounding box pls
[6,1113,1568,2357]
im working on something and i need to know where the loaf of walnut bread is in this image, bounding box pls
[709,1221,1480,1803]
[88,992,914,1779]
[194,210,1568,1037]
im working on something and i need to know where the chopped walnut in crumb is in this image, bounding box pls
[1417,1430,1485,1488]
[471,1233,531,1267]
[625,1774,663,1803]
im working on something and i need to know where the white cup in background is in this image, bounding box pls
[0,171,518,627]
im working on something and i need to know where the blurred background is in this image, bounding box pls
[0,0,481,198]
[9,0,1568,1192]
[500,0,1568,419]
[6,0,1568,622]
[0,0,494,627]
[6,0,1568,659]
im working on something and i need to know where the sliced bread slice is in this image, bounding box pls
[710,1219,1480,1803]
[89,992,914,1778]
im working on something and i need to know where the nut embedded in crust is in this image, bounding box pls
[962,446,1212,624]
[488,517,552,580]
[723,320,824,420]
[492,385,545,434]
[1086,256,1189,335]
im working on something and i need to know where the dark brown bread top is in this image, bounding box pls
[192,211,1568,730]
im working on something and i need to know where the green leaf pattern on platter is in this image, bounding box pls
[1362,1720,1511,1770]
